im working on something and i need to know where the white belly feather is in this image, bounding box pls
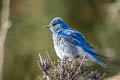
[53,34,94,61]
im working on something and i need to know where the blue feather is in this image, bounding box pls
[91,54,111,71]
[58,29,106,58]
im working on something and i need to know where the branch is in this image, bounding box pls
[37,52,106,80]
[0,0,11,80]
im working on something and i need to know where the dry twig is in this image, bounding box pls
[37,52,106,80]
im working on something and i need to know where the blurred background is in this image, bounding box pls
[0,0,120,80]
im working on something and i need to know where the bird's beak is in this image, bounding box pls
[45,25,52,28]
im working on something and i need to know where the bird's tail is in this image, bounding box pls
[91,54,111,71]
[95,57,111,71]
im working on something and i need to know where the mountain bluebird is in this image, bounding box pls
[47,17,110,70]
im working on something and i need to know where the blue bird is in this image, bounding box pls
[47,17,110,70]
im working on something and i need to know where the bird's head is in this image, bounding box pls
[46,17,69,33]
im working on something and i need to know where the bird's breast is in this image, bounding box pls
[53,35,66,59]
[53,35,78,59]
[52,34,90,60]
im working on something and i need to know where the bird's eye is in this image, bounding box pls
[53,23,57,26]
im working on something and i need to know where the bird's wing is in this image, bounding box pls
[58,29,107,59]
